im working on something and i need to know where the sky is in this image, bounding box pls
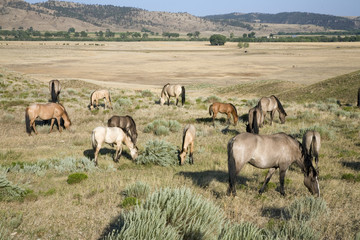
[24,0,360,17]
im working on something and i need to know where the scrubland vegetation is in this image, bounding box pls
[0,67,359,239]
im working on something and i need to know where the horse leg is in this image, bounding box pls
[189,141,194,164]
[212,112,217,126]
[114,144,122,162]
[56,117,62,132]
[167,97,170,106]
[103,98,107,109]
[94,146,101,166]
[279,169,287,196]
[270,110,276,125]
[31,120,38,135]
[226,113,231,125]
[259,168,276,194]
[49,118,55,133]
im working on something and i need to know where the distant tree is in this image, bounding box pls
[243,33,247,38]
[98,31,104,37]
[74,32,80,37]
[44,31,52,38]
[142,33,148,39]
[80,31,87,37]
[210,34,226,46]
[187,33,193,38]
[194,31,200,38]
[68,27,75,33]
[248,32,256,38]
[132,32,141,38]
[230,33,234,39]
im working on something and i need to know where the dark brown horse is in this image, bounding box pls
[179,124,196,165]
[227,132,320,197]
[25,103,71,135]
[209,102,238,126]
[89,89,112,110]
[107,115,138,145]
[246,105,263,134]
[257,95,287,125]
[49,79,61,103]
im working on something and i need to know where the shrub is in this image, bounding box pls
[204,95,221,103]
[135,140,178,166]
[143,120,181,136]
[121,182,151,199]
[219,221,264,240]
[141,90,153,97]
[67,172,88,184]
[0,173,27,201]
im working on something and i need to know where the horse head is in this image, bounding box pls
[303,165,320,197]
[130,146,138,160]
[279,112,287,124]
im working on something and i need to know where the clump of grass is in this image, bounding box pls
[0,150,22,162]
[135,140,178,166]
[114,98,132,110]
[246,98,258,107]
[341,173,360,182]
[121,182,151,199]
[204,95,221,103]
[0,173,28,201]
[67,172,88,185]
[140,90,153,97]
[121,197,141,209]
[143,120,181,136]
[219,221,264,240]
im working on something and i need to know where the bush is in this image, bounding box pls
[210,34,227,46]
[219,221,264,240]
[140,90,153,97]
[143,120,181,136]
[67,173,88,184]
[121,182,151,199]
[204,95,221,103]
[0,173,27,201]
[135,140,178,166]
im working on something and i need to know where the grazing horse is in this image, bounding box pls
[246,105,263,134]
[91,126,138,166]
[107,115,138,145]
[179,124,196,165]
[209,102,238,126]
[160,83,185,106]
[257,95,287,125]
[89,89,112,110]
[49,79,61,103]
[302,131,321,169]
[227,132,320,197]
[25,103,71,135]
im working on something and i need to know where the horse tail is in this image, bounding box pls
[311,134,319,162]
[253,109,259,134]
[90,91,94,106]
[209,104,213,116]
[51,81,57,102]
[227,136,237,195]
[181,86,185,106]
[230,103,238,125]
[91,130,97,152]
[272,95,287,116]
[25,107,31,135]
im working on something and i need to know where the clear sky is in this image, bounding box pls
[24,0,360,17]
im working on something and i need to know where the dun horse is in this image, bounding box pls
[89,89,112,110]
[179,124,196,165]
[107,115,138,144]
[257,95,287,125]
[227,132,320,197]
[209,102,238,126]
[49,79,61,103]
[160,83,185,106]
[303,131,321,169]
[91,126,138,166]
[246,105,263,134]
[25,103,71,135]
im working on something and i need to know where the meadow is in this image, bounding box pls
[0,41,360,239]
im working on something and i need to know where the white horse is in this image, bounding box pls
[160,83,185,106]
[91,126,138,166]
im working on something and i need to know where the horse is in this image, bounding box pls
[89,89,112,110]
[257,95,287,125]
[302,131,321,169]
[160,83,185,106]
[25,103,71,135]
[209,102,238,126]
[91,126,138,166]
[246,105,263,134]
[107,115,138,144]
[227,132,320,197]
[179,124,196,165]
[49,79,61,103]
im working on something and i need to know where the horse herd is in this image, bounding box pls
[24,81,321,197]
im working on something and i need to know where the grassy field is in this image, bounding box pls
[0,42,360,239]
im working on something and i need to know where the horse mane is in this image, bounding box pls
[126,115,137,135]
[58,103,71,125]
[161,83,170,97]
[229,103,238,117]
[181,126,189,151]
[271,95,287,116]
[90,90,95,105]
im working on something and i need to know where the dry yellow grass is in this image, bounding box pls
[0,42,360,239]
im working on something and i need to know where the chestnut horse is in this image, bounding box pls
[179,124,196,165]
[89,89,112,110]
[107,115,138,145]
[91,126,138,166]
[302,131,321,169]
[227,132,320,197]
[257,95,287,125]
[49,79,61,103]
[25,103,71,135]
[209,102,238,126]
[160,83,185,106]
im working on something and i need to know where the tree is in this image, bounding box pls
[187,33,193,38]
[210,34,226,46]
[80,31,87,37]
[68,27,75,33]
[194,31,200,38]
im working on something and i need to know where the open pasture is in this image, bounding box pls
[0,41,360,239]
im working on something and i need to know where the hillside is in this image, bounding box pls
[0,0,358,36]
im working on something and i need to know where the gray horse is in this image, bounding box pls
[227,132,320,197]
[302,130,321,169]
[246,105,264,134]
[160,83,185,106]
[257,95,287,125]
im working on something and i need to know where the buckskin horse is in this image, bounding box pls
[227,132,320,197]
[179,124,196,165]
[107,115,138,145]
[257,95,287,125]
[25,103,71,135]
[89,89,113,110]
[209,102,238,126]
[160,83,185,106]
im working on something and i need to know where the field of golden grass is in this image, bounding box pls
[0,41,359,239]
